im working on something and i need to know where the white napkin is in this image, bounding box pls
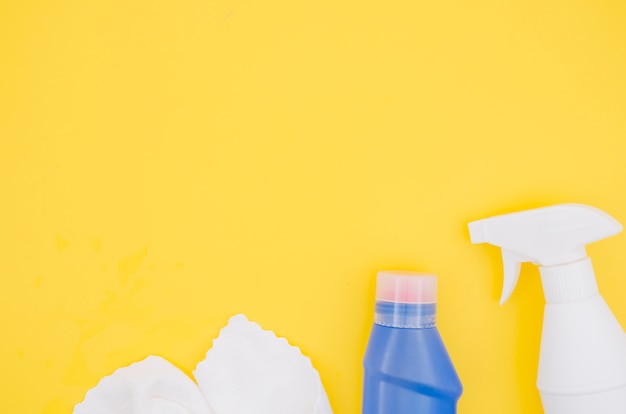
[73,355,213,414]
[194,314,333,414]
[74,314,332,414]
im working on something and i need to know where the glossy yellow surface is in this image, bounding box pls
[2,0,626,412]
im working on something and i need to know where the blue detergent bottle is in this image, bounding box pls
[363,271,462,414]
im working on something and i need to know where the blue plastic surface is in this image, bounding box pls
[363,323,462,414]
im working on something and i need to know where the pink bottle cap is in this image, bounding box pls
[376,271,437,304]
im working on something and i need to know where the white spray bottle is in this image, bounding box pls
[468,204,626,414]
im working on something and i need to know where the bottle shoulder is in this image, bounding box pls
[363,324,462,395]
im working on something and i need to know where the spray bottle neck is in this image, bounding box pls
[539,258,599,304]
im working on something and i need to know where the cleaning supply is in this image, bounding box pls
[74,314,333,414]
[363,271,462,414]
[194,314,332,414]
[73,355,214,414]
[468,203,626,414]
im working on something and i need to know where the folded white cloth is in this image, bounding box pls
[73,355,213,414]
[194,314,333,414]
[74,314,332,414]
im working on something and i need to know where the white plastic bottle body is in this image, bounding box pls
[538,294,626,414]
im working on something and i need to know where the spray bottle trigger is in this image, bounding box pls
[500,249,533,305]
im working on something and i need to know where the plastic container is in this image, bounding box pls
[362,271,462,414]
[469,204,626,414]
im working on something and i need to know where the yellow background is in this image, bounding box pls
[2,0,626,412]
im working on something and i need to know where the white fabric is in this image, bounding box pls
[73,355,213,414]
[194,314,333,414]
[73,314,332,414]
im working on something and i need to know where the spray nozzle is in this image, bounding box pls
[468,204,622,304]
